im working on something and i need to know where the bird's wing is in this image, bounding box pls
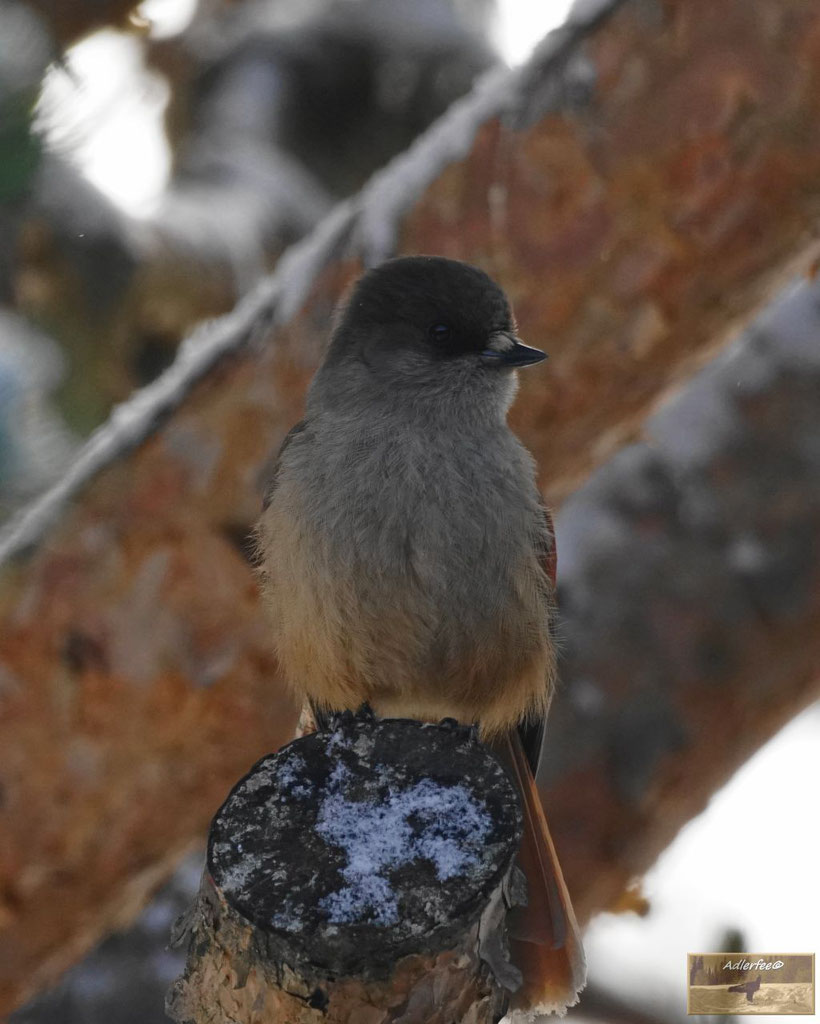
[260,420,328,731]
[261,419,309,511]
[517,496,557,773]
[537,496,557,590]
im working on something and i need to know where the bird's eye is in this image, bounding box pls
[429,323,452,342]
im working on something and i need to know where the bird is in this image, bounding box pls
[256,254,585,1015]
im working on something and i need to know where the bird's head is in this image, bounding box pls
[311,255,546,420]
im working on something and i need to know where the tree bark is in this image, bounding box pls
[541,276,820,921]
[3,0,820,1011]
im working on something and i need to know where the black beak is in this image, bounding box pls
[481,336,547,368]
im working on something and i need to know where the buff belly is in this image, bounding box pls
[257,478,555,736]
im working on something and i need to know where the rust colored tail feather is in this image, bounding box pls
[493,731,587,1019]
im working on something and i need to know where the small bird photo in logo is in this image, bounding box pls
[687,953,815,1015]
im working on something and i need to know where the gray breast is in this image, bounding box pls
[293,414,541,628]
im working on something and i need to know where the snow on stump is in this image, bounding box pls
[166,714,525,1024]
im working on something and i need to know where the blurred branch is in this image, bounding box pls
[15,0,494,432]
[544,278,820,921]
[2,0,820,1012]
[26,0,145,49]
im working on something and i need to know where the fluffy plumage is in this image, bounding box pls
[256,255,585,1015]
[258,256,556,734]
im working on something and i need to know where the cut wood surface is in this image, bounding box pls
[3,0,820,1011]
[167,717,523,1024]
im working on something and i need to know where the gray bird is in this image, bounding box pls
[257,255,585,1014]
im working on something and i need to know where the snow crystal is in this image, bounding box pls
[220,855,261,894]
[276,753,313,798]
[315,774,492,926]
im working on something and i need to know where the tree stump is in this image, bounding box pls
[166,715,525,1024]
